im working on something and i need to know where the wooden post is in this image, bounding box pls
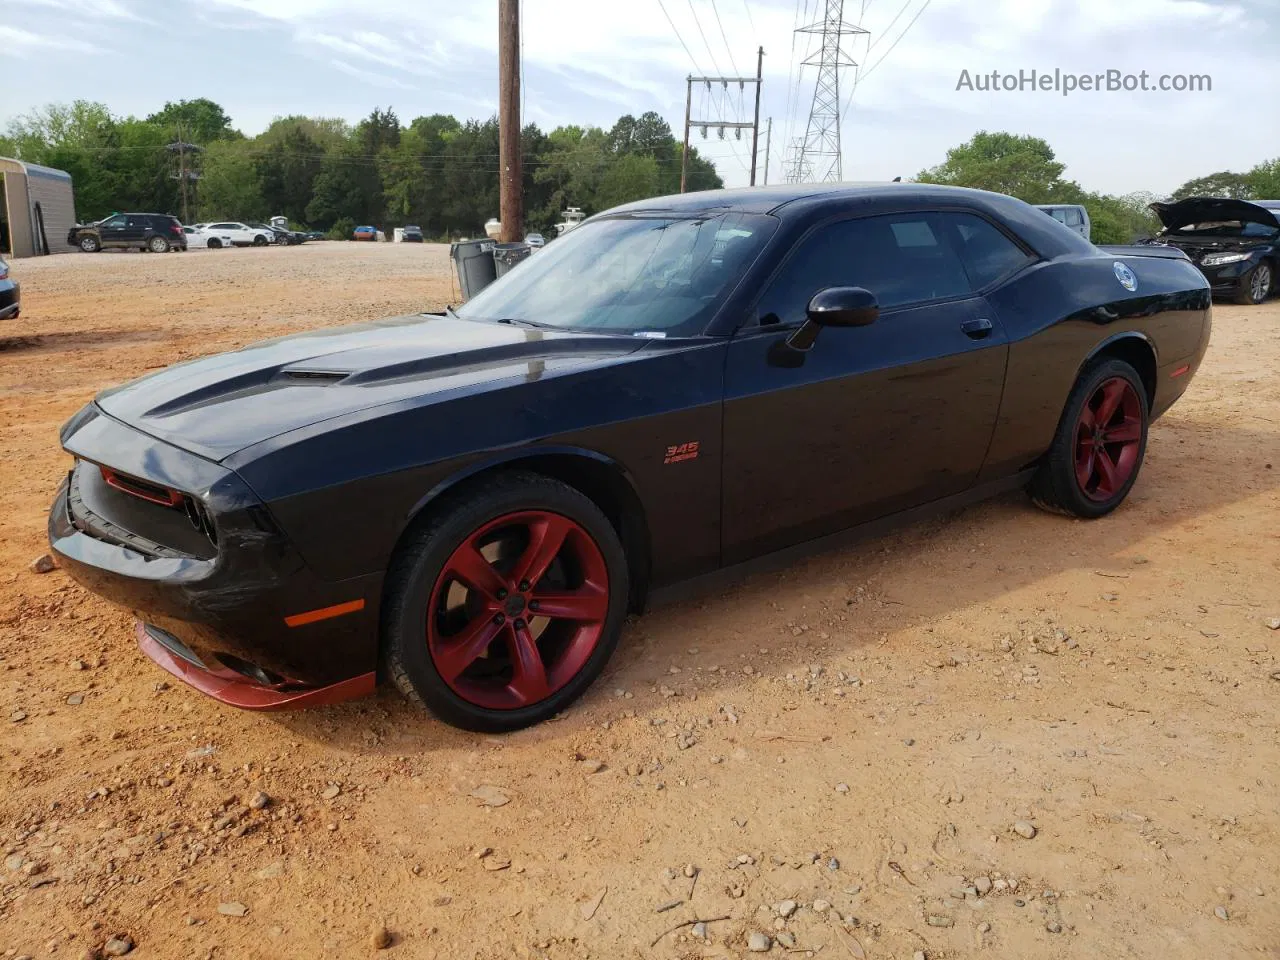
[498,0,522,242]
[680,76,692,193]
[749,46,764,186]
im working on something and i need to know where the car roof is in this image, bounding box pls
[604,182,1022,217]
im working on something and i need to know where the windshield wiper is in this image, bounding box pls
[495,317,557,330]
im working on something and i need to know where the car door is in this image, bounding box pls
[123,215,150,247]
[98,214,129,248]
[720,210,1016,563]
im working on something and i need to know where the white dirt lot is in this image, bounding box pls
[1,243,1278,960]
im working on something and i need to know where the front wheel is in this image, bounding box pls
[253,234,268,246]
[382,472,629,732]
[206,238,221,249]
[1235,261,1272,305]
[1029,358,1149,518]
[79,235,100,253]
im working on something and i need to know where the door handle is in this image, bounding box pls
[961,318,994,339]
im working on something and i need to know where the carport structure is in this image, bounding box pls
[0,156,76,258]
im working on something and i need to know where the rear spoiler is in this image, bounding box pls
[1096,244,1190,261]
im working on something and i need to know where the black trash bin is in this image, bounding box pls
[450,239,496,300]
[492,241,532,278]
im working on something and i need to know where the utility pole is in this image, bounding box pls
[762,117,772,185]
[680,66,764,193]
[748,46,764,186]
[166,122,202,223]
[680,76,693,193]
[497,0,522,242]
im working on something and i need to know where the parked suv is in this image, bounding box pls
[68,213,187,253]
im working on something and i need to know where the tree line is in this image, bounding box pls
[4,100,1277,245]
[916,131,1280,244]
[0,98,723,238]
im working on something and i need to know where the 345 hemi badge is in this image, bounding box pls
[663,441,700,465]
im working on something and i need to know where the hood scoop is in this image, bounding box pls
[279,369,350,384]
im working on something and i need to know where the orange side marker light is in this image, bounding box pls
[284,599,366,628]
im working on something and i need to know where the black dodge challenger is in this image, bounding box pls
[49,184,1212,731]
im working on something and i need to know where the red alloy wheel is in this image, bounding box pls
[426,510,610,710]
[1073,376,1143,502]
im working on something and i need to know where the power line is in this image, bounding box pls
[686,0,724,76]
[856,0,931,83]
[740,0,757,37]
[708,0,740,75]
[656,0,703,71]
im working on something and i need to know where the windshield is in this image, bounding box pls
[455,212,776,336]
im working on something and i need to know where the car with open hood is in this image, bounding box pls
[1145,196,1278,305]
[49,183,1212,731]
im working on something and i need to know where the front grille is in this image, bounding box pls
[68,462,217,560]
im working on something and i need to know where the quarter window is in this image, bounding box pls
[941,212,1034,289]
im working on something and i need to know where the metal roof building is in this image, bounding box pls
[1,157,76,259]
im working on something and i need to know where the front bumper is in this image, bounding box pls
[136,623,374,710]
[49,406,381,709]
[1194,258,1258,293]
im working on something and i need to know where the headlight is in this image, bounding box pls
[1200,252,1251,266]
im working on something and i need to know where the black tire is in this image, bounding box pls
[253,234,268,246]
[382,471,629,732]
[79,235,100,253]
[1029,357,1149,519]
[1234,261,1273,305]
[207,238,221,249]
[148,235,170,253]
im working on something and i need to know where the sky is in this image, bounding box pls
[2,0,1277,197]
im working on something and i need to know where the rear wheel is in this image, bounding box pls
[148,235,170,253]
[383,472,628,732]
[1235,261,1273,305]
[79,235,100,253]
[1030,358,1149,518]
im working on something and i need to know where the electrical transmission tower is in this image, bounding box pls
[792,0,867,183]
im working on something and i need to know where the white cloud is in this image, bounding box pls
[327,58,414,91]
[0,24,105,55]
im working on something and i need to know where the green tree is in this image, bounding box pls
[917,131,1067,203]
[146,99,241,143]
[1171,171,1254,200]
[595,153,661,210]
[198,140,265,221]
[1246,159,1280,200]
[254,124,324,223]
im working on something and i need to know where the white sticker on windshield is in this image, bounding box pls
[633,331,667,339]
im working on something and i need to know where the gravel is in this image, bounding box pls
[102,936,133,956]
[747,931,772,952]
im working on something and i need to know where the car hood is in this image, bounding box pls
[1149,197,1280,231]
[94,314,644,462]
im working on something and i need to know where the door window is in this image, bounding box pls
[102,215,126,228]
[942,212,1035,289]
[756,212,971,324]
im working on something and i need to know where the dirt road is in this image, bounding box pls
[2,244,1278,959]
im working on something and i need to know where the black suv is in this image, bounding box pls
[68,214,187,253]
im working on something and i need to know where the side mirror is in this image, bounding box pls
[780,286,879,354]
[807,286,879,328]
